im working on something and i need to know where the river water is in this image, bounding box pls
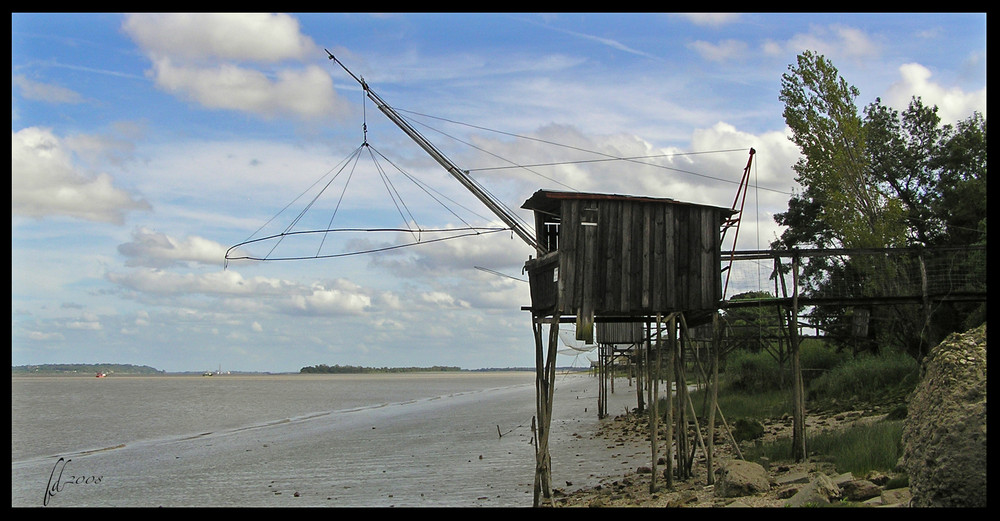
[12,372,649,507]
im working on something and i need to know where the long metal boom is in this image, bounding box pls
[326,50,543,254]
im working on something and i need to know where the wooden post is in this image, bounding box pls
[532,316,545,507]
[598,343,606,419]
[707,311,719,485]
[789,251,806,462]
[647,321,655,414]
[532,313,561,506]
[635,342,645,414]
[685,389,708,470]
[610,347,615,396]
[675,314,690,479]
[649,314,661,493]
[919,254,932,361]
[601,344,608,417]
[664,315,675,488]
[774,252,806,462]
[531,415,539,502]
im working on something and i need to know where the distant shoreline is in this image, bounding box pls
[12,364,576,376]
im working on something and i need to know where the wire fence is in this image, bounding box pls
[723,245,987,306]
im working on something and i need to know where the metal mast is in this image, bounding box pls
[326,50,544,254]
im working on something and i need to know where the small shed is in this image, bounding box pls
[522,190,734,338]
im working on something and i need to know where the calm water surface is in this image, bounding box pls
[11,372,645,507]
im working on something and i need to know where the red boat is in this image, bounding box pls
[96,372,107,378]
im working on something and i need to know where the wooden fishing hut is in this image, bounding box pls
[520,189,736,503]
[522,189,734,327]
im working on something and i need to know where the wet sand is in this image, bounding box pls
[13,371,653,507]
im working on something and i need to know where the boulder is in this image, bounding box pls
[901,324,987,508]
[876,487,912,507]
[840,479,881,502]
[784,484,831,507]
[811,472,841,500]
[713,460,770,498]
[783,472,840,507]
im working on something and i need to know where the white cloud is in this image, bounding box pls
[121,13,316,62]
[687,39,748,61]
[679,13,741,27]
[63,132,137,169]
[66,320,102,331]
[27,331,65,341]
[419,291,469,309]
[11,127,151,224]
[12,75,84,104]
[122,13,349,122]
[107,268,290,297]
[286,286,371,315]
[149,58,345,120]
[785,24,881,60]
[106,267,375,317]
[118,227,231,268]
[885,63,987,123]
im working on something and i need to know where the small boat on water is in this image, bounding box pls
[96,372,107,378]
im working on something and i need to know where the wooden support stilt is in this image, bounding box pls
[689,315,742,464]
[531,313,560,507]
[664,315,675,488]
[649,314,661,493]
[675,314,691,480]
[635,341,645,414]
[790,252,806,461]
[685,389,708,470]
[706,312,720,485]
[776,253,807,461]
[610,347,615,396]
[598,343,607,419]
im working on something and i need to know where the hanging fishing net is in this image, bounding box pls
[225,141,511,266]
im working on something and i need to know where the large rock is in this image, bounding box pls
[714,459,771,498]
[784,472,841,507]
[840,479,881,502]
[901,324,987,508]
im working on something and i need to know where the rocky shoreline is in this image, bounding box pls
[540,324,985,508]
[544,408,912,508]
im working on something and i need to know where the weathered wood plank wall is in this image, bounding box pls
[536,195,727,316]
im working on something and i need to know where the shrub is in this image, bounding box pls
[808,352,918,404]
[807,419,905,476]
[725,349,785,393]
[745,420,905,476]
[799,340,848,385]
[731,417,765,442]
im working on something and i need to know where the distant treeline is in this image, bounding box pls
[299,364,462,374]
[12,363,164,375]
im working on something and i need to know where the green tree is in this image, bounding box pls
[930,111,987,247]
[778,50,907,250]
[863,99,987,357]
[774,51,986,361]
[864,97,987,248]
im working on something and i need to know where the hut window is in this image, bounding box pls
[581,206,598,226]
[543,219,560,251]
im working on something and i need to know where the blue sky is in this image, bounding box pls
[11,13,987,373]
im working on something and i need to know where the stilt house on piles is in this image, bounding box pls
[521,190,736,339]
